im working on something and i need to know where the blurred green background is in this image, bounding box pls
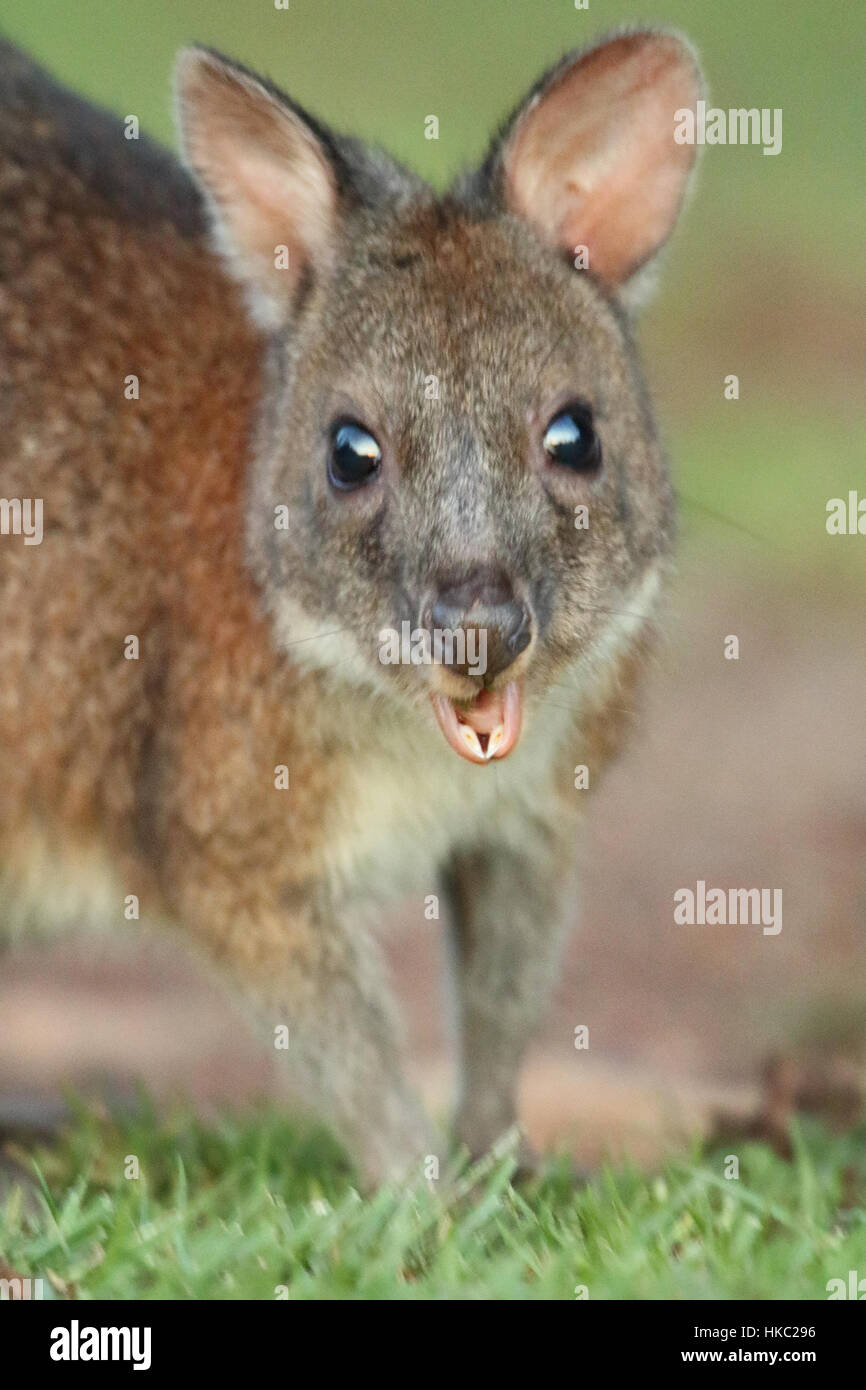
[2,0,863,583]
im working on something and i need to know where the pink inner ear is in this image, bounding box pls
[504,35,700,286]
[178,53,337,323]
[219,141,335,294]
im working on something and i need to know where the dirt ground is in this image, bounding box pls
[1,543,864,1167]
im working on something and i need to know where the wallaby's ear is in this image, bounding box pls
[491,31,702,290]
[175,47,339,329]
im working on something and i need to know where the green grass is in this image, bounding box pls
[2,1102,865,1299]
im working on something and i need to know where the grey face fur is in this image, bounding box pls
[252,210,673,697]
[178,30,699,753]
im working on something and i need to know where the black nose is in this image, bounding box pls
[424,567,532,680]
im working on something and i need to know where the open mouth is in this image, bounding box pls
[430,681,523,765]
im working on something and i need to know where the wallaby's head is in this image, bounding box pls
[176,31,701,764]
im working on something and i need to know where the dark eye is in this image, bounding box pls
[542,405,601,473]
[328,420,382,490]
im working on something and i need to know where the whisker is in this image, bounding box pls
[571,601,659,622]
[281,626,353,649]
[540,700,638,719]
[675,488,769,546]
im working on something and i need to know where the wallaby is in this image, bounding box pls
[0,31,701,1185]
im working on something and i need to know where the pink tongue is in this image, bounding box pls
[430,682,523,765]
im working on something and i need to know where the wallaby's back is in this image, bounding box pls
[0,44,262,891]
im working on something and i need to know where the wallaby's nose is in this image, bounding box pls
[424,567,531,680]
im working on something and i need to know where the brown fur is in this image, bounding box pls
[0,33,700,1183]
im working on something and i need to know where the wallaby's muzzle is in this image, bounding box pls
[422,567,531,763]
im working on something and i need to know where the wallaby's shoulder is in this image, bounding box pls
[0,40,259,447]
[0,40,202,237]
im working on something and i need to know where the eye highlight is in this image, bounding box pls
[542,404,601,473]
[328,420,382,490]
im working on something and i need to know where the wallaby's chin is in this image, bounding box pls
[431,682,524,765]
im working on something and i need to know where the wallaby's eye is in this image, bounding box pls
[328,420,382,490]
[542,405,601,473]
